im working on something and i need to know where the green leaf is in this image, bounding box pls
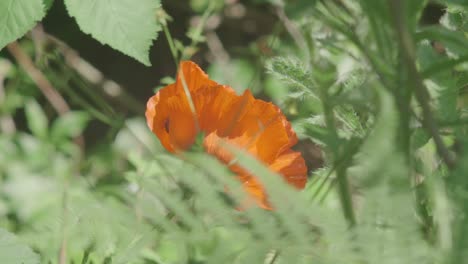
[0,0,45,50]
[25,100,48,138]
[0,228,39,264]
[418,43,460,122]
[415,25,468,56]
[266,57,318,99]
[411,128,431,150]
[441,6,468,32]
[64,0,161,66]
[51,111,90,141]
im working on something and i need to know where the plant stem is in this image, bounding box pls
[45,33,144,114]
[335,164,355,226]
[163,23,179,67]
[388,0,456,169]
[320,88,356,227]
[7,42,70,114]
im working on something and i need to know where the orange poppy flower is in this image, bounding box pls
[146,61,307,209]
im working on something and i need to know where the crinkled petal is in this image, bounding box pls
[146,61,308,211]
[146,90,196,152]
[145,92,159,132]
[175,61,218,94]
[269,149,307,189]
[146,61,215,152]
[228,98,298,163]
[191,85,252,135]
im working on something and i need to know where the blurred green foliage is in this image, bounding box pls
[1,0,468,263]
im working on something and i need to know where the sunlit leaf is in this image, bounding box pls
[64,0,162,66]
[0,0,45,50]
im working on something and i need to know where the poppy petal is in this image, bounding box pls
[229,99,298,163]
[239,175,271,210]
[186,86,257,139]
[146,91,175,152]
[175,61,218,94]
[146,61,213,152]
[146,61,308,210]
[145,92,159,132]
[269,150,308,189]
[146,90,196,152]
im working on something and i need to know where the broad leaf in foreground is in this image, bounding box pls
[64,0,161,66]
[0,0,45,50]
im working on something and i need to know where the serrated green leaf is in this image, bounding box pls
[266,57,318,99]
[25,100,48,138]
[0,0,45,50]
[0,228,39,264]
[64,0,161,66]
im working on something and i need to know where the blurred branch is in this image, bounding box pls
[7,40,85,149]
[31,24,46,63]
[205,30,237,86]
[206,31,230,63]
[7,41,70,114]
[43,33,144,114]
[388,0,456,169]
